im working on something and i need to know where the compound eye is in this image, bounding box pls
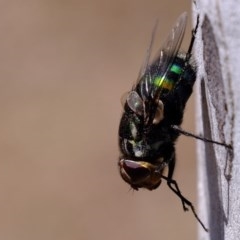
[122,160,150,183]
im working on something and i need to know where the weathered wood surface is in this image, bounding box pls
[194,1,239,239]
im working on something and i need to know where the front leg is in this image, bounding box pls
[161,153,208,232]
[162,152,189,211]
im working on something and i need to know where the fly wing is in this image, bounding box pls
[138,12,187,102]
[137,19,158,83]
[125,13,187,119]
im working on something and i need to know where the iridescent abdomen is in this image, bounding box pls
[153,62,183,92]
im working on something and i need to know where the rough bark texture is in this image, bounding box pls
[194,1,239,239]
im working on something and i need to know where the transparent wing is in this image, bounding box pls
[137,19,158,82]
[137,12,187,101]
[126,13,187,118]
[152,12,187,78]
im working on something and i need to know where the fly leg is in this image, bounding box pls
[162,153,208,232]
[162,152,188,211]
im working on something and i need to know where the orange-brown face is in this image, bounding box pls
[118,158,165,190]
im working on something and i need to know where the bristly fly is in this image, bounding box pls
[118,12,231,232]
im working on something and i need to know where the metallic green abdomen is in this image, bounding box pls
[153,63,183,91]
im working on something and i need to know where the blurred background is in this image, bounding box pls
[0,1,198,239]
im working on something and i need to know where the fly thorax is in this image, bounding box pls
[121,138,164,158]
[122,139,148,158]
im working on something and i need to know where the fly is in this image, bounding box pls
[118,12,232,232]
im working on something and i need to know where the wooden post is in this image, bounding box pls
[194,1,239,239]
